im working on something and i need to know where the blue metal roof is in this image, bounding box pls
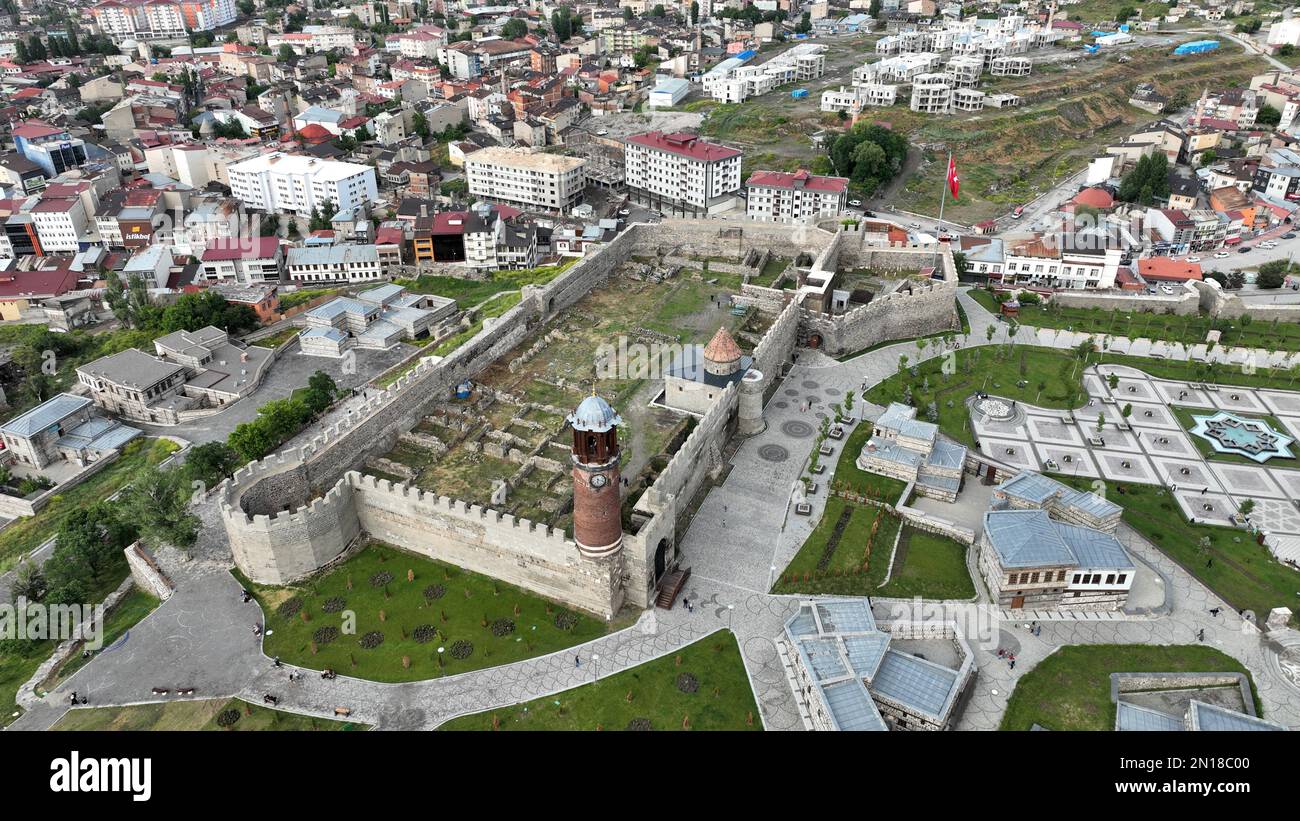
[1188,701,1286,731]
[983,509,1079,567]
[823,680,887,731]
[872,650,959,720]
[0,393,91,438]
[1116,702,1184,732]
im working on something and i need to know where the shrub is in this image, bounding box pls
[359,630,385,649]
[313,626,339,645]
[216,709,241,728]
[321,596,346,613]
[490,618,515,637]
[276,597,303,619]
[369,571,394,587]
[423,584,446,600]
[675,673,700,694]
[412,624,438,644]
[626,718,653,731]
[554,611,579,631]
[450,639,473,659]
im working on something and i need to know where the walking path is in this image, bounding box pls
[10,288,1300,732]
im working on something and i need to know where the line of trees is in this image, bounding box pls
[828,122,909,196]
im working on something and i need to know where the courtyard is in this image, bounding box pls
[363,260,774,536]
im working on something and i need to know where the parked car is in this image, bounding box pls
[1214,252,1230,258]
[1239,247,1252,253]
[1284,232,1297,239]
[1012,206,1024,218]
[909,221,921,228]
[618,209,630,216]
[1187,256,1202,263]
[848,199,862,207]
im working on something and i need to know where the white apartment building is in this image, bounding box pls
[1000,237,1123,290]
[911,74,952,114]
[946,55,984,88]
[463,147,587,212]
[287,244,383,284]
[625,131,742,213]
[746,169,848,223]
[31,197,88,253]
[91,0,236,38]
[226,153,379,216]
[821,84,898,115]
[268,26,358,54]
[704,43,826,103]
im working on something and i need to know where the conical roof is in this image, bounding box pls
[703,326,742,364]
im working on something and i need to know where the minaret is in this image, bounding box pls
[568,392,624,558]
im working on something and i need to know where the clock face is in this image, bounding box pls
[589,474,608,489]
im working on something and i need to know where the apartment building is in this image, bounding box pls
[625,131,742,214]
[746,169,848,223]
[463,147,587,212]
[286,244,383,284]
[200,237,284,284]
[1000,236,1123,290]
[910,74,952,114]
[30,196,88,254]
[91,0,236,38]
[226,153,378,216]
[820,84,898,114]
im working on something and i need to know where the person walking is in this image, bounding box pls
[574,655,581,669]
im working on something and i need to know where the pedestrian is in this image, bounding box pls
[574,655,581,668]
[682,596,689,610]
[1197,628,1205,642]
[1203,487,1209,495]
[1034,625,1041,637]
[1206,557,1213,568]
[1210,607,1221,617]
[69,691,78,707]
[1009,659,1016,670]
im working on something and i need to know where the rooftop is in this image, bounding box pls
[626,131,742,162]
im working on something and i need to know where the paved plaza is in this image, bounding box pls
[8,288,1300,733]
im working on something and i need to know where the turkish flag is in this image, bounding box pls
[946,156,960,199]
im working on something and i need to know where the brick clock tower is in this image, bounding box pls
[568,393,624,558]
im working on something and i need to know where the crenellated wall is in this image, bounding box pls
[218,219,956,615]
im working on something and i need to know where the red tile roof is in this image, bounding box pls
[0,266,79,299]
[1071,186,1114,209]
[1139,257,1203,282]
[746,169,848,194]
[626,131,741,162]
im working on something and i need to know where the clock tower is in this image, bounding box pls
[568,393,623,558]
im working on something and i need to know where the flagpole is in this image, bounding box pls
[937,151,950,236]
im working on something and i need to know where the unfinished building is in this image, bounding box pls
[910,74,952,114]
[990,56,1032,77]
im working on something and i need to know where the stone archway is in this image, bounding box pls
[807,333,823,349]
[654,538,671,581]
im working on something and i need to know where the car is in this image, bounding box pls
[617,209,630,216]
[1239,246,1252,253]
[909,221,921,228]
[1186,256,1201,263]
[596,129,609,136]
[1285,232,1297,239]
[862,209,876,218]
[1161,285,1174,294]
[848,199,862,206]
[1012,206,1024,218]
[1214,251,1230,258]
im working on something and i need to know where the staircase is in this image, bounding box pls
[655,567,691,609]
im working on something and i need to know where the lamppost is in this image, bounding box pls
[437,646,444,676]
[727,604,734,632]
[592,653,600,682]
[768,564,777,589]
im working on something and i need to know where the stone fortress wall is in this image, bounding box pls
[220,220,961,617]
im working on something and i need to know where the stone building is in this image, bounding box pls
[662,327,753,415]
[979,472,1134,611]
[0,393,141,470]
[857,402,966,501]
[779,598,974,731]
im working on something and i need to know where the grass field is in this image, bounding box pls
[830,420,911,501]
[0,438,180,574]
[438,632,760,731]
[49,588,160,686]
[395,259,577,308]
[238,543,608,683]
[875,528,976,600]
[1000,644,1258,731]
[968,289,1300,352]
[1055,475,1300,625]
[772,497,902,595]
[52,698,366,731]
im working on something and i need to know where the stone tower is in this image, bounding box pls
[568,393,624,558]
[702,326,743,377]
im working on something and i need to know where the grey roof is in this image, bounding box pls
[1116,701,1185,732]
[928,438,967,470]
[302,327,348,342]
[875,402,938,442]
[666,345,753,389]
[305,297,380,321]
[1187,701,1287,731]
[983,509,1079,567]
[0,393,91,437]
[357,283,406,306]
[822,680,888,731]
[872,650,959,720]
[997,470,1120,519]
[57,419,142,453]
[77,348,186,390]
[287,244,380,267]
[1056,522,1134,570]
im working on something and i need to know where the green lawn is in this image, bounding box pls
[773,497,902,595]
[237,542,607,683]
[438,632,760,731]
[874,528,976,600]
[865,345,1090,447]
[432,291,521,356]
[969,288,1300,352]
[1055,475,1300,626]
[1169,406,1300,469]
[395,259,576,308]
[0,438,180,574]
[49,588,160,686]
[1000,644,1258,731]
[52,697,366,731]
[280,287,342,310]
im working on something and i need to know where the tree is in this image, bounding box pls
[28,35,46,62]
[501,17,527,38]
[1257,104,1282,127]
[1256,260,1291,289]
[14,38,28,64]
[796,11,811,33]
[278,43,296,63]
[690,1,698,24]
[117,465,199,551]
[10,560,45,602]
[185,442,243,489]
[623,6,634,20]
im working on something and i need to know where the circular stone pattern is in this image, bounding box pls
[784,388,799,397]
[824,387,841,397]
[774,401,788,409]
[782,420,815,438]
[758,444,790,462]
[975,397,1014,420]
[801,381,820,389]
